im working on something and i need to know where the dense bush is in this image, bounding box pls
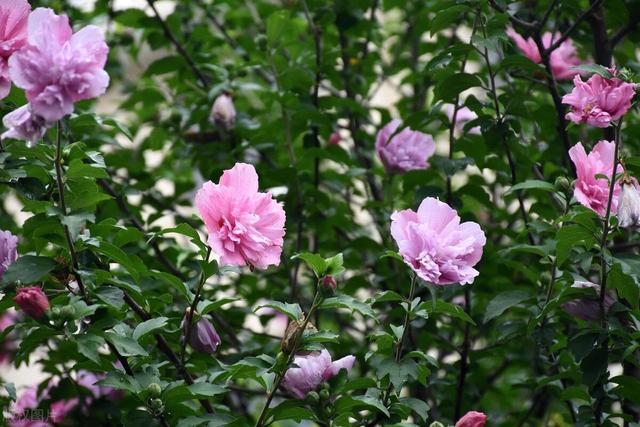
[0,0,639,426]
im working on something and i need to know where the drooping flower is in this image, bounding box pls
[195,163,286,268]
[0,229,18,279]
[562,281,615,322]
[617,178,640,228]
[13,286,49,318]
[390,198,486,285]
[562,72,636,127]
[1,104,51,147]
[8,7,109,122]
[506,27,582,80]
[181,315,221,354]
[0,0,30,99]
[375,119,435,173]
[210,92,236,130]
[443,104,480,135]
[569,141,623,216]
[0,309,18,364]
[281,349,355,399]
[455,411,488,427]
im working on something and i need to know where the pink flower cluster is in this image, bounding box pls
[196,163,286,269]
[562,72,636,127]
[391,197,486,285]
[10,372,121,427]
[0,4,109,146]
[506,27,582,80]
[281,349,355,398]
[569,140,624,216]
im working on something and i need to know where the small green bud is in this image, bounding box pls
[319,389,330,401]
[147,383,162,398]
[60,305,75,320]
[429,422,445,427]
[307,391,319,403]
[554,176,571,194]
[148,398,164,412]
[50,306,62,319]
[275,351,287,365]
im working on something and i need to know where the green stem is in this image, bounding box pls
[180,247,212,364]
[254,287,323,427]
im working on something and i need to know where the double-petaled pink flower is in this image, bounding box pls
[569,140,623,216]
[0,0,30,99]
[8,7,109,122]
[391,197,486,285]
[281,349,355,399]
[375,119,435,173]
[196,163,286,268]
[562,72,636,127]
[506,27,581,80]
[456,411,488,427]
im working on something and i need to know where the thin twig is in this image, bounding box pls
[453,287,472,420]
[145,0,209,89]
[544,0,605,55]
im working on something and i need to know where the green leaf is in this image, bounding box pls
[434,73,483,101]
[421,300,475,325]
[105,332,149,357]
[321,295,377,320]
[504,180,555,196]
[133,317,168,341]
[571,64,614,78]
[429,5,472,35]
[188,382,227,397]
[325,253,345,276]
[292,252,327,277]
[484,290,531,322]
[256,301,302,320]
[268,400,315,423]
[609,263,639,308]
[376,358,419,391]
[95,286,125,309]
[1,255,57,285]
[76,334,106,365]
[197,298,238,315]
[556,224,597,266]
[90,240,145,282]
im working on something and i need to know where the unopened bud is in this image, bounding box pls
[321,275,337,291]
[429,423,445,427]
[617,177,640,228]
[328,132,340,146]
[13,287,49,318]
[307,391,319,403]
[60,305,75,320]
[181,315,221,354]
[147,383,162,398]
[148,398,163,412]
[209,92,236,131]
[554,176,571,194]
[319,389,329,401]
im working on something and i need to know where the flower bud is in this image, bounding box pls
[617,178,640,228]
[319,389,330,401]
[209,92,236,131]
[147,383,162,398]
[321,275,337,292]
[306,391,319,403]
[60,305,75,320]
[328,132,340,145]
[455,411,487,427]
[14,287,49,318]
[181,315,221,354]
[0,230,18,280]
[429,423,445,427]
[554,176,571,195]
[148,398,164,413]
